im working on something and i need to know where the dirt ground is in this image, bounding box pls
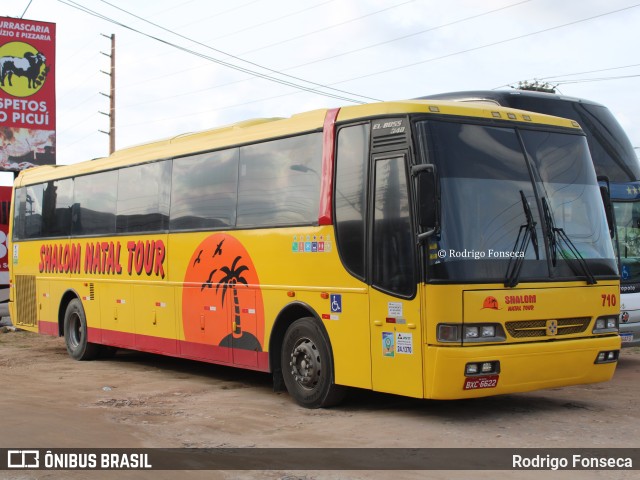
[0,327,639,480]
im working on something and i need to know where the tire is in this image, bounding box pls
[63,298,99,361]
[281,317,346,408]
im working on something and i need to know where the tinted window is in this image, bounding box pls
[170,149,239,231]
[372,155,415,297]
[72,171,117,236]
[510,97,639,182]
[12,187,24,240]
[117,161,171,233]
[13,184,44,239]
[41,178,73,237]
[522,130,615,272]
[237,133,322,227]
[334,124,370,280]
[417,121,547,282]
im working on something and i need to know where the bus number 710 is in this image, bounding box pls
[601,294,617,307]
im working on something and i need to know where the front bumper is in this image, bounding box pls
[424,335,620,399]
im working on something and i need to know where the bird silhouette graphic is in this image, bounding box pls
[201,268,217,291]
[213,239,224,258]
[192,249,203,267]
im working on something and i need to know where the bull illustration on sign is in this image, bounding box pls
[0,51,48,88]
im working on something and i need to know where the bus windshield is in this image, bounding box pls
[506,97,639,183]
[416,120,617,283]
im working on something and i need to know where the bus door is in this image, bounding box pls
[368,151,424,398]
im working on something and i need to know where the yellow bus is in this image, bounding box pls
[8,100,621,408]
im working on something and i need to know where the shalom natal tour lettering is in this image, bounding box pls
[38,240,165,278]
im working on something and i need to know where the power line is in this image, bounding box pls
[322,2,640,89]
[116,0,416,93]
[118,0,530,109]
[284,0,533,72]
[20,0,33,18]
[499,63,640,89]
[58,0,379,104]
[553,73,640,85]
[205,0,336,42]
[238,0,417,56]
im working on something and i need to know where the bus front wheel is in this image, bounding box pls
[281,317,346,408]
[64,298,99,361]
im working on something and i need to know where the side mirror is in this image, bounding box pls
[412,164,439,242]
[597,176,615,239]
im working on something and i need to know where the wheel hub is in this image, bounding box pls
[289,339,320,389]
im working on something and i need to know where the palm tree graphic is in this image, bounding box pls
[216,256,248,337]
[214,255,261,351]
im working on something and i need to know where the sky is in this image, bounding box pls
[2,0,639,185]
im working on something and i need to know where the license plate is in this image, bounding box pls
[463,375,499,390]
[621,333,634,343]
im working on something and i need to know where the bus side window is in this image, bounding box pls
[72,171,117,236]
[334,123,370,281]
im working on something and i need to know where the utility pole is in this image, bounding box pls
[99,34,116,155]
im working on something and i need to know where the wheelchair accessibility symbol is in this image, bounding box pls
[330,294,342,313]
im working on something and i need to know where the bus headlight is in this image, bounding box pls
[437,324,460,342]
[481,325,496,337]
[593,315,618,334]
[437,323,506,343]
[465,360,500,376]
[595,350,619,364]
[463,324,505,343]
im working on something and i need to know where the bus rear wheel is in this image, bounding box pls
[64,298,99,361]
[281,317,346,408]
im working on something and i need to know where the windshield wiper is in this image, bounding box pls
[541,197,558,265]
[541,197,597,285]
[504,191,540,288]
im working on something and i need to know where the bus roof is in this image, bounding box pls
[421,89,607,107]
[15,99,582,187]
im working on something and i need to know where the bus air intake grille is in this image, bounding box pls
[372,132,407,149]
[15,275,37,327]
[505,317,591,338]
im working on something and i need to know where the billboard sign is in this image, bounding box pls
[0,17,55,171]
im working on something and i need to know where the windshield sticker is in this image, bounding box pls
[382,332,394,357]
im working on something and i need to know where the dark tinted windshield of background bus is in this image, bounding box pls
[498,97,639,183]
[421,92,640,183]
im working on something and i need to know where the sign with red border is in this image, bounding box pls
[0,17,56,171]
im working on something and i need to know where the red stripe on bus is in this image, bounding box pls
[318,107,340,225]
[37,321,269,372]
[39,320,58,336]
